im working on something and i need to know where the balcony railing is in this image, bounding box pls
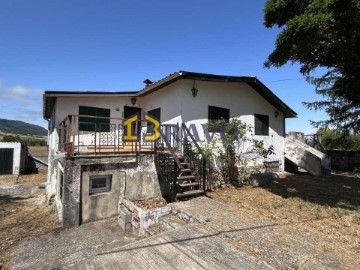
[58,115,179,157]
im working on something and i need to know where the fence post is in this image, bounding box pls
[202,158,206,193]
[173,160,177,202]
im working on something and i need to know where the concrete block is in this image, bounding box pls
[118,218,132,232]
[119,206,132,223]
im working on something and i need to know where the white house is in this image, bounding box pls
[0,142,27,175]
[43,71,297,228]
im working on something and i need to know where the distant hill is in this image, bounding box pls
[0,119,47,136]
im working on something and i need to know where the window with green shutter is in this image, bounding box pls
[147,108,161,134]
[208,106,230,132]
[79,106,111,132]
[254,114,269,136]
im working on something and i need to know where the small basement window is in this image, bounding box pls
[89,175,112,195]
[254,114,269,136]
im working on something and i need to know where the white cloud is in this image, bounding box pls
[0,81,42,105]
[0,80,46,127]
[11,85,30,95]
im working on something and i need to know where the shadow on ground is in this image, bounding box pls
[265,172,360,210]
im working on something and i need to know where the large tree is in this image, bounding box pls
[264,0,360,134]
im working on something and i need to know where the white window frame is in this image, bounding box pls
[89,175,111,195]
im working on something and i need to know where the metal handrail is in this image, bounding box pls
[158,128,181,168]
[181,123,211,168]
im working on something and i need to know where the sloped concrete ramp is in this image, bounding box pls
[285,137,331,176]
[73,224,272,270]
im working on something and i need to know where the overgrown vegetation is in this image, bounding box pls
[201,119,274,186]
[318,129,360,150]
[1,134,47,146]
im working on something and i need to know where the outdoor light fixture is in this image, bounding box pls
[275,111,279,118]
[191,81,199,98]
[131,97,137,105]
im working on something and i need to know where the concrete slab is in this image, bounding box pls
[72,224,273,270]
[0,184,39,199]
[10,219,139,270]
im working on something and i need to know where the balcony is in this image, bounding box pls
[58,115,179,157]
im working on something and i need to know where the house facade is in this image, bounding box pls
[43,71,296,228]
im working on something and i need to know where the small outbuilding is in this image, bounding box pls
[0,142,27,175]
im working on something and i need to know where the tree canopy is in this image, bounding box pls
[264,0,360,134]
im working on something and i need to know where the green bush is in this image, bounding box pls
[318,129,360,150]
[1,134,47,147]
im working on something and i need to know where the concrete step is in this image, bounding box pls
[176,189,205,200]
[144,224,167,237]
[177,175,195,180]
[159,214,188,230]
[178,182,200,188]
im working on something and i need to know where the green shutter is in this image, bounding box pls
[79,106,110,132]
[208,106,230,132]
[255,114,269,136]
[147,108,161,133]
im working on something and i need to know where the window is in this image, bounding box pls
[79,106,111,132]
[147,108,161,134]
[208,106,230,132]
[89,175,112,195]
[254,114,269,136]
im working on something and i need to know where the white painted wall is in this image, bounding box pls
[138,79,285,166]
[46,78,286,194]
[179,79,285,166]
[0,142,22,174]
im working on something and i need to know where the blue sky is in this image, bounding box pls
[0,0,327,133]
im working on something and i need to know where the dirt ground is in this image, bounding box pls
[27,146,48,158]
[208,172,360,269]
[0,171,58,269]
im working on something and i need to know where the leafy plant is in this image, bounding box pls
[202,118,274,186]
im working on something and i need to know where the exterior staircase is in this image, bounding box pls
[285,132,331,176]
[175,156,205,200]
[155,124,209,202]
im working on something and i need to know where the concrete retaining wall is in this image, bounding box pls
[57,155,162,228]
[119,197,172,235]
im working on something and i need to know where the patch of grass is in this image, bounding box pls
[0,187,58,268]
[208,172,360,269]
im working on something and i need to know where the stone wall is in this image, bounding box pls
[325,150,360,171]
